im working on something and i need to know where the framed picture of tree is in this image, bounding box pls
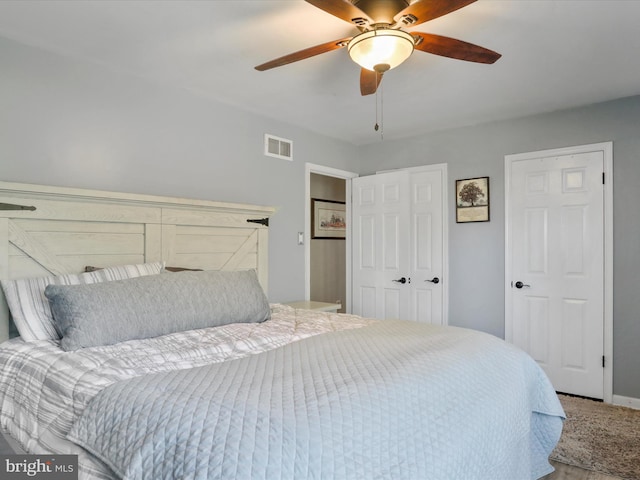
[456,176,490,223]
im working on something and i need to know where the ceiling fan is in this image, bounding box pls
[255,0,501,96]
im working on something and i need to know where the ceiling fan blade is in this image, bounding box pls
[394,0,477,28]
[413,32,501,64]
[305,0,372,28]
[255,37,352,71]
[360,68,382,96]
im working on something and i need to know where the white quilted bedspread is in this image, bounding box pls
[69,319,564,480]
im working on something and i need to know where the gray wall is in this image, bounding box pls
[0,37,360,303]
[358,96,640,400]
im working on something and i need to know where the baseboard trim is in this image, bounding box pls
[612,394,640,410]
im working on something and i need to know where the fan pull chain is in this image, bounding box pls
[373,72,384,140]
[374,71,379,132]
[380,78,384,140]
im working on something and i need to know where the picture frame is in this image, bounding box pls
[456,176,490,223]
[311,198,346,239]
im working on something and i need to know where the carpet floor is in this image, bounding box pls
[550,394,640,480]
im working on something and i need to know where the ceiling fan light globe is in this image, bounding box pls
[347,29,414,71]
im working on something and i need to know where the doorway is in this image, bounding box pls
[505,142,613,401]
[305,164,358,312]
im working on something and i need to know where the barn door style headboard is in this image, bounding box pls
[0,181,276,342]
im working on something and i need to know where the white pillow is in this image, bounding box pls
[1,262,165,342]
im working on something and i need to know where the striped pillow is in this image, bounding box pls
[1,262,165,342]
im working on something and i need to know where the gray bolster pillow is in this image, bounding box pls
[45,269,270,351]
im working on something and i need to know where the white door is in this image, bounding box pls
[506,149,605,399]
[409,170,445,325]
[352,168,445,324]
[352,170,411,320]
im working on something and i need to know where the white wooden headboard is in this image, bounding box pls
[0,181,275,342]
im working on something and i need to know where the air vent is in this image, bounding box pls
[264,134,293,161]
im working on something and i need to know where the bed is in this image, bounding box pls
[0,181,565,480]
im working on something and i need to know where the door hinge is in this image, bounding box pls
[602,172,605,184]
[602,355,605,368]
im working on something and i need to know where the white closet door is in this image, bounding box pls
[352,168,445,324]
[352,171,411,320]
[409,170,445,325]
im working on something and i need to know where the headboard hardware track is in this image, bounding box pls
[0,202,36,211]
[247,218,269,227]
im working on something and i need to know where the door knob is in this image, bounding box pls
[393,277,408,284]
[425,277,440,284]
[514,281,531,289]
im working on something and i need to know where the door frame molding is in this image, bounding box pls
[305,163,358,311]
[504,142,613,402]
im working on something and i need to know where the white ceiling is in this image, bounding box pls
[1,0,639,145]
